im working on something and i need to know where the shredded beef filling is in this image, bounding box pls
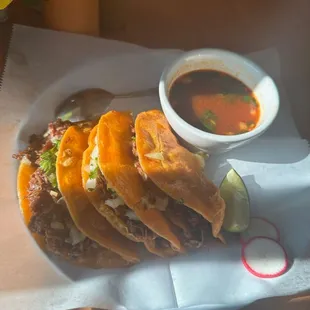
[165,202,210,249]
[13,119,73,166]
[95,171,155,240]
[47,119,72,140]
[28,168,100,260]
[13,134,45,164]
[94,171,180,252]
[35,120,73,163]
[16,119,102,260]
[131,126,209,249]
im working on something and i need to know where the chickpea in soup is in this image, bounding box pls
[169,70,260,135]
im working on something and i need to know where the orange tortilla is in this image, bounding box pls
[17,160,128,268]
[56,123,140,264]
[82,126,179,258]
[97,111,183,256]
[82,125,145,243]
[17,160,44,248]
[134,110,226,238]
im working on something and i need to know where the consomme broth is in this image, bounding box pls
[169,70,260,135]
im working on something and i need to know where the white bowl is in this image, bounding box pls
[159,49,280,153]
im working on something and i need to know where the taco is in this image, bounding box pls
[82,111,184,258]
[134,110,226,240]
[17,159,44,249]
[14,119,139,268]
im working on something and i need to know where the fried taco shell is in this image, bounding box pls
[17,159,132,268]
[56,124,140,263]
[83,111,184,257]
[134,110,226,238]
[16,120,139,268]
[82,126,177,258]
[17,159,44,248]
[82,125,143,243]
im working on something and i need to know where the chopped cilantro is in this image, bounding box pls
[131,136,136,142]
[107,187,117,198]
[203,110,217,120]
[48,173,57,188]
[40,152,55,175]
[200,110,217,133]
[176,198,184,204]
[54,139,61,149]
[107,187,116,194]
[243,95,258,106]
[39,139,61,188]
[243,95,252,103]
[89,166,99,179]
[60,111,73,121]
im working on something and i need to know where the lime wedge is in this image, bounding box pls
[220,168,250,233]
[0,0,13,10]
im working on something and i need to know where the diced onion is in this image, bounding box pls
[239,122,247,131]
[91,145,99,160]
[86,178,96,191]
[69,226,86,245]
[50,222,65,230]
[105,196,124,209]
[89,160,97,172]
[51,136,59,144]
[49,190,58,198]
[144,152,164,161]
[125,210,140,221]
[21,156,31,165]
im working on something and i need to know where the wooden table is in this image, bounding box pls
[2,1,310,309]
[6,0,310,141]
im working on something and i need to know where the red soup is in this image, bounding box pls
[169,70,260,135]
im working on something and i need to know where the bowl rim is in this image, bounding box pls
[159,48,280,143]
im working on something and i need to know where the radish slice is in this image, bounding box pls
[242,237,288,278]
[240,217,280,244]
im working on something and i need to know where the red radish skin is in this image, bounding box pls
[242,237,288,278]
[240,217,280,245]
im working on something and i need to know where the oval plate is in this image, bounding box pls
[14,50,184,279]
